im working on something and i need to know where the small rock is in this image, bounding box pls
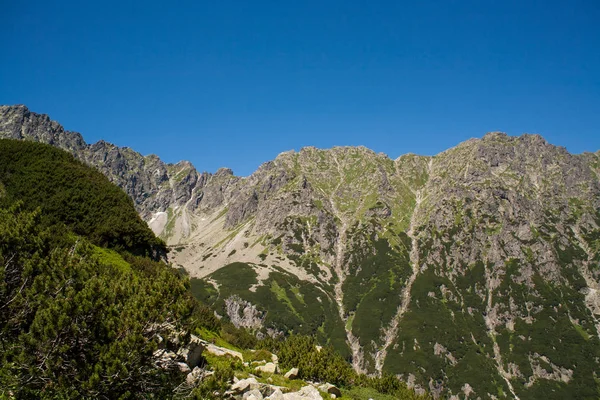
[284,367,299,379]
[244,389,264,400]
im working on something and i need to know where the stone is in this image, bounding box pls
[255,362,278,374]
[282,385,322,400]
[243,389,264,400]
[260,384,281,397]
[205,343,244,362]
[266,388,284,400]
[318,383,342,398]
[284,368,299,379]
[231,377,260,394]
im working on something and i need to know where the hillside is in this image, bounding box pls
[2,105,600,398]
[0,138,424,399]
[0,139,167,259]
[0,140,215,397]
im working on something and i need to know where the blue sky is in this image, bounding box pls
[1,1,599,176]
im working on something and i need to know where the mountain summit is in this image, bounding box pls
[2,104,599,399]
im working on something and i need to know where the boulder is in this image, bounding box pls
[284,368,299,379]
[318,383,342,398]
[255,362,278,374]
[231,377,260,394]
[260,384,286,397]
[205,343,244,361]
[283,385,323,400]
[266,388,284,400]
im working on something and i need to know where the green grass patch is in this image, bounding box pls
[91,245,131,272]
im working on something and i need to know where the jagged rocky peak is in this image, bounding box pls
[0,105,208,219]
[0,104,87,152]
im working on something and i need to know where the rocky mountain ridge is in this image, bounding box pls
[2,104,600,399]
[0,105,202,220]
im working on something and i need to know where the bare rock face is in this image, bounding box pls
[225,295,265,329]
[0,104,86,153]
[3,105,600,399]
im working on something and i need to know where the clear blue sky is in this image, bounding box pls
[1,1,599,176]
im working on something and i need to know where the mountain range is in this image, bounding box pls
[2,104,599,399]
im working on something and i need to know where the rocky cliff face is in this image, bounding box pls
[2,105,600,399]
